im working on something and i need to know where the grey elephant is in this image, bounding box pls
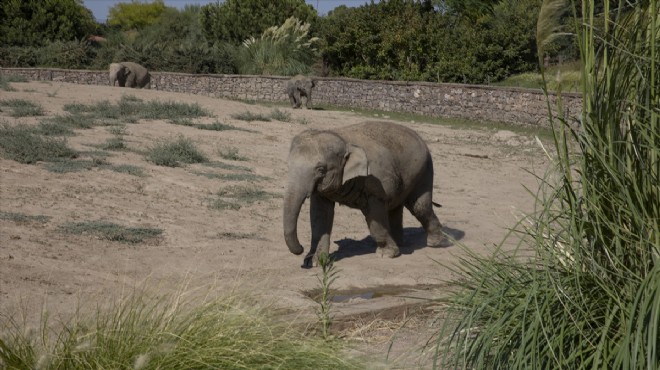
[283,121,445,267]
[108,62,151,88]
[286,75,315,109]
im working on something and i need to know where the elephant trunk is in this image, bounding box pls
[283,176,310,255]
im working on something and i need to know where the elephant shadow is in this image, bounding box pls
[332,226,465,262]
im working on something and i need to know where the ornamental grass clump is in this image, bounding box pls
[438,1,659,369]
[0,287,361,369]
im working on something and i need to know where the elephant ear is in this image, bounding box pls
[342,145,368,184]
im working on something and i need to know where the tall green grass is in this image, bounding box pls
[0,287,360,369]
[438,1,659,368]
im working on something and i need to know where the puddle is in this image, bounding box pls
[304,284,438,303]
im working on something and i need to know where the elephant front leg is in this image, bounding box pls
[363,197,400,258]
[305,194,335,268]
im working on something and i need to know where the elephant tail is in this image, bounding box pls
[432,201,442,208]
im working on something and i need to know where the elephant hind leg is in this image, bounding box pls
[405,185,444,247]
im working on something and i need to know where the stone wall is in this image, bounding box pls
[1,67,581,126]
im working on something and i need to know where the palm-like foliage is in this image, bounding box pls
[235,17,319,76]
[437,0,659,368]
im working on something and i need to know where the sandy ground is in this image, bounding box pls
[0,81,549,367]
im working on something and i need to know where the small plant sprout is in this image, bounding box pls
[316,252,339,340]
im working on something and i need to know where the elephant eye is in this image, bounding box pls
[315,166,326,176]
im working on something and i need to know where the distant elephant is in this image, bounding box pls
[286,75,315,109]
[108,62,151,88]
[283,121,445,267]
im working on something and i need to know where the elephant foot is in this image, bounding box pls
[377,245,400,258]
[427,232,449,248]
[301,254,316,269]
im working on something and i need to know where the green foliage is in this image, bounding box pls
[0,287,360,369]
[200,0,317,45]
[236,17,319,76]
[0,0,97,47]
[107,0,168,31]
[0,124,77,164]
[61,221,161,243]
[319,0,541,83]
[439,1,659,368]
[270,108,292,122]
[116,6,238,74]
[147,136,208,167]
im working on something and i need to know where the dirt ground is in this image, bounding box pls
[0,81,550,367]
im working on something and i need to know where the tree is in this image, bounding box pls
[107,0,168,31]
[235,17,319,76]
[200,0,317,45]
[0,0,97,47]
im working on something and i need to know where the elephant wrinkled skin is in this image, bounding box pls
[283,121,445,267]
[109,62,151,89]
[286,75,315,109]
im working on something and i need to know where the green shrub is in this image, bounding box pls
[0,124,77,164]
[36,121,75,136]
[109,164,145,177]
[194,121,249,131]
[44,159,95,173]
[147,136,207,167]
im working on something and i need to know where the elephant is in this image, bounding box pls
[283,121,445,267]
[108,62,151,89]
[286,75,315,109]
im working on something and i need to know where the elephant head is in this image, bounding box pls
[283,130,368,255]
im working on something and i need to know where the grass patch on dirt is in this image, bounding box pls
[0,99,44,117]
[202,161,252,172]
[195,121,252,132]
[35,121,76,136]
[0,211,50,224]
[195,172,267,182]
[231,111,272,122]
[110,164,146,177]
[217,146,248,161]
[60,221,162,244]
[0,123,77,164]
[0,74,27,91]
[208,185,277,210]
[62,95,212,126]
[217,231,259,240]
[147,136,207,167]
[270,108,292,122]
[0,287,360,369]
[101,137,126,150]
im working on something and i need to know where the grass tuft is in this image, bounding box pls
[0,286,361,369]
[60,221,162,244]
[270,108,292,122]
[0,74,27,91]
[0,124,77,164]
[147,136,207,167]
[231,111,271,122]
[218,146,248,161]
[208,185,275,210]
[0,99,44,117]
[0,211,50,224]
